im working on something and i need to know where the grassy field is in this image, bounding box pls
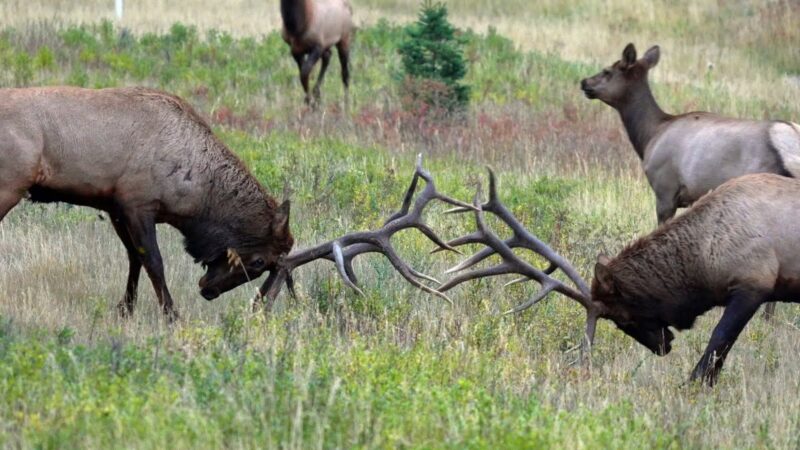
[1,1,799,448]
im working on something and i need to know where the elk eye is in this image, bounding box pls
[602,69,611,77]
[253,258,265,268]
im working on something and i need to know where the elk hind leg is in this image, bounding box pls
[337,41,350,110]
[690,288,766,385]
[312,49,332,102]
[301,46,323,105]
[0,190,24,222]
[761,302,776,320]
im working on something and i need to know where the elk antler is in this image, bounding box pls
[253,154,475,311]
[439,168,603,355]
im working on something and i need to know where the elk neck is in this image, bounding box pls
[281,0,311,36]
[616,79,672,159]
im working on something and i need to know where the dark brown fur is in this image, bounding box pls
[592,173,800,384]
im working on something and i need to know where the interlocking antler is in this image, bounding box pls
[253,154,474,310]
[439,168,603,353]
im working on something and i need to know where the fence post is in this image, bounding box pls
[115,0,124,19]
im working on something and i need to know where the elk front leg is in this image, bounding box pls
[655,195,677,225]
[110,214,142,317]
[122,210,179,322]
[690,288,765,385]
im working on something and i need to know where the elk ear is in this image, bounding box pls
[271,200,291,238]
[622,43,637,67]
[642,45,660,68]
[594,254,616,295]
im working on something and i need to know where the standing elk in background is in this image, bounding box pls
[280,0,354,106]
[440,169,800,386]
[0,86,295,320]
[580,43,800,223]
[581,43,800,318]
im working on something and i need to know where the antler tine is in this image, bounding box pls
[502,280,558,315]
[254,154,464,307]
[333,242,366,296]
[479,167,591,298]
[438,262,519,292]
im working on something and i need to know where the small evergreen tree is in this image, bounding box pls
[398,1,470,112]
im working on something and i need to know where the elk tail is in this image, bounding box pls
[770,121,800,178]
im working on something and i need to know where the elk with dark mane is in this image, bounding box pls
[0,86,294,320]
[440,170,800,386]
[280,0,354,105]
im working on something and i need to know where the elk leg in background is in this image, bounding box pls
[110,214,142,318]
[690,288,766,385]
[300,46,323,105]
[122,209,178,321]
[0,191,23,221]
[336,41,350,106]
[655,195,677,225]
[762,302,776,320]
[312,49,332,102]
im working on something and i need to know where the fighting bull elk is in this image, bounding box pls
[0,86,296,321]
[438,170,800,386]
[582,43,800,319]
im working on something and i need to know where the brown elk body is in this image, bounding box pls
[0,86,294,320]
[442,171,800,385]
[591,173,800,383]
[580,44,800,225]
[280,0,353,105]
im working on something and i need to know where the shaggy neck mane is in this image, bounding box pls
[281,0,311,36]
[609,208,713,327]
[181,135,278,263]
[134,89,279,264]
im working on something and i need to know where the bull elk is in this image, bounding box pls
[0,86,296,321]
[580,43,800,224]
[439,169,800,386]
[280,0,354,106]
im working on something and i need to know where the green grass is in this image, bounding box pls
[0,5,799,449]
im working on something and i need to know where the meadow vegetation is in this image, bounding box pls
[0,1,799,448]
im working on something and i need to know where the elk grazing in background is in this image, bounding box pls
[280,0,354,106]
[0,86,295,320]
[440,170,800,386]
[580,43,800,224]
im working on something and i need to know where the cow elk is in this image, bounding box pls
[441,169,800,386]
[0,86,295,321]
[580,43,800,224]
[280,0,354,106]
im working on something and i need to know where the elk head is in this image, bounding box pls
[580,43,660,107]
[199,201,295,300]
[591,255,674,355]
